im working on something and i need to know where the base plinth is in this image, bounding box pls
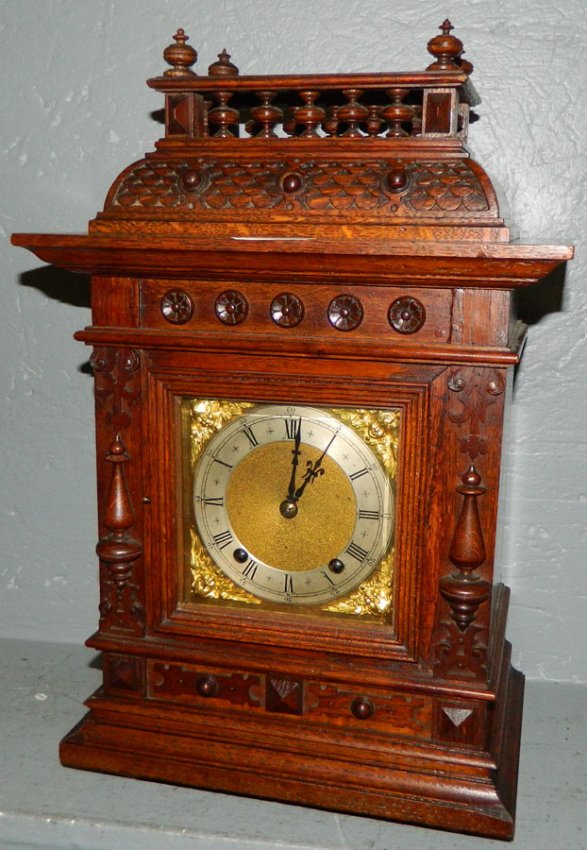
[60,661,524,840]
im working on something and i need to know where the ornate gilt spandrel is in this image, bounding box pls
[179,399,400,621]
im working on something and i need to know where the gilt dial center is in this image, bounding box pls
[226,441,356,572]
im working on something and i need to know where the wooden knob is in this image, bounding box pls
[386,167,409,193]
[351,697,374,720]
[179,168,203,192]
[280,172,304,194]
[196,675,219,698]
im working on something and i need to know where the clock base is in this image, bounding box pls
[60,660,523,840]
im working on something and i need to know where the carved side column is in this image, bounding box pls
[91,347,145,635]
[432,366,506,682]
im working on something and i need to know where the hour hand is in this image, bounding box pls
[293,429,337,501]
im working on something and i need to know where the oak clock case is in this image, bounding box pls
[11,21,573,842]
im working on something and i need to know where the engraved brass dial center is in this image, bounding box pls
[226,442,356,572]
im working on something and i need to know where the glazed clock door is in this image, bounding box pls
[147,355,431,661]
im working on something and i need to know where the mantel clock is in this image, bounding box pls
[13,21,573,839]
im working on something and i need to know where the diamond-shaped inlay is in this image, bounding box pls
[442,706,473,728]
[266,675,304,715]
[436,701,485,747]
[107,655,143,694]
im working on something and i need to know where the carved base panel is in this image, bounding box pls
[60,659,523,839]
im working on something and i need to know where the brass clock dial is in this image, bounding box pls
[193,405,394,605]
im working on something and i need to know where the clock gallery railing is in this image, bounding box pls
[148,20,478,144]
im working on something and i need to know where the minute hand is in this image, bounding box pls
[287,417,302,499]
[293,430,338,502]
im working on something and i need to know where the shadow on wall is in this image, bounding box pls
[19,265,92,374]
[19,266,91,310]
[514,265,566,327]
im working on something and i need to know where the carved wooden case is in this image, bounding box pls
[12,21,572,841]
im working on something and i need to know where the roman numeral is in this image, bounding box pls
[204,496,224,507]
[358,509,380,520]
[349,467,369,481]
[242,559,258,580]
[284,418,299,439]
[284,574,294,594]
[212,530,233,550]
[346,541,368,561]
[242,424,258,447]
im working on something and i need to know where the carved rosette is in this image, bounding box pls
[388,296,426,334]
[160,289,194,324]
[327,295,364,331]
[270,292,304,327]
[91,348,144,634]
[214,290,248,325]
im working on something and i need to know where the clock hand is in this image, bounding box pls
[279,417,303,519]
[293,430,338,502]
[287,417,302,499]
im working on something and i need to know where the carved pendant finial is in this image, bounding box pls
[440,465,491,631]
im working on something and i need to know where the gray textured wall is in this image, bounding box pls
[1,0,585,682]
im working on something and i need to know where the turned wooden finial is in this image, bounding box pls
[427,19,464,71]
[439,465,491,631]
[163,28,198,77]
[208,49,239,77]
[95,434,142,592]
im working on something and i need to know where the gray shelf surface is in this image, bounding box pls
[1,638,585,850]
